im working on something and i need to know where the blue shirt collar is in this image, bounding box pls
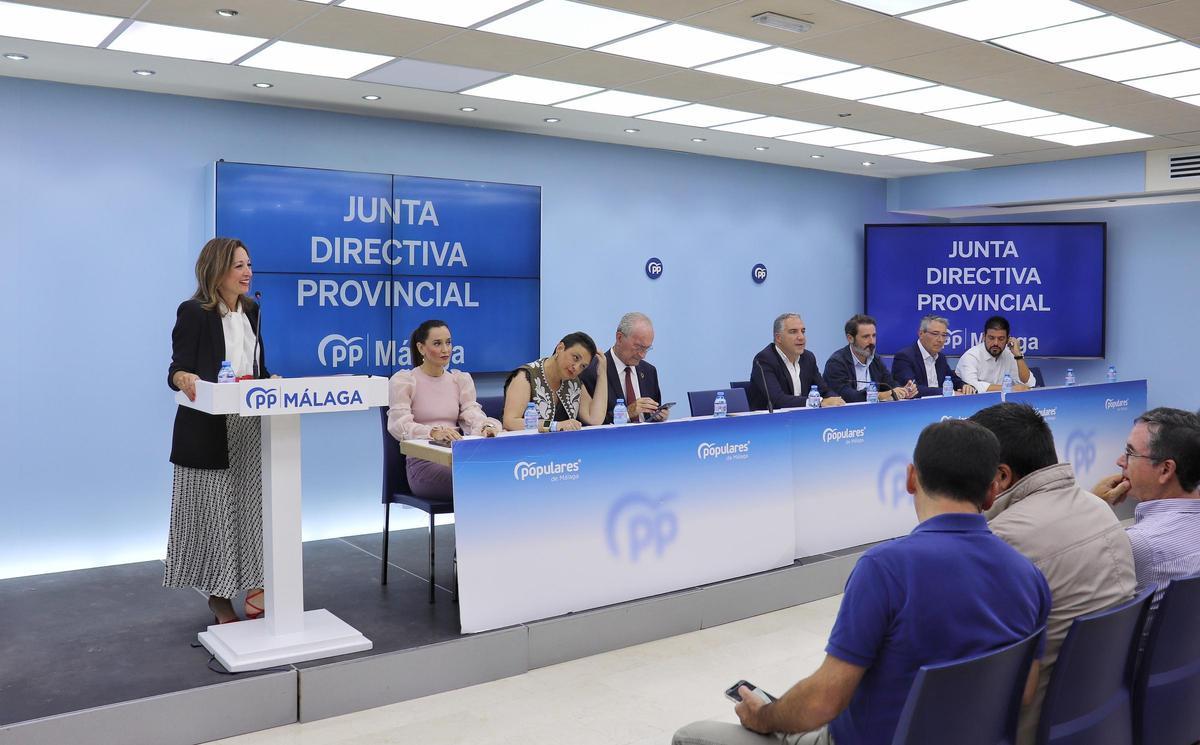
[912,512,989,534]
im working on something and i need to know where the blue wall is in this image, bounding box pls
[0,76,897,578]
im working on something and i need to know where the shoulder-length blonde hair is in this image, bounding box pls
[193,237,254,312]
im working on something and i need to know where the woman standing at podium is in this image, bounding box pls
[166,237,269,626]
[387,320,502,500]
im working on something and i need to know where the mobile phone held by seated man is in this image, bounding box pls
[725,680,776,704]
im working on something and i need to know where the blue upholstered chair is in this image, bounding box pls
[1133,573,1200,745]
[477,394,505,422]
[687,388,750,417]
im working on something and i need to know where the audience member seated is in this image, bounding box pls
[748,313,845,410]
[580,311,667,423]
[890,314,976,397]
[956,315,1036,392]
[502,331,607,432]
[672,419,1050,745]
[969,402,1136,745]
[387,320,501,500]
[823,314,917,402]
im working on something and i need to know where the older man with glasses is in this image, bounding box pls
[580,311,667,424]
[890,314,976,398]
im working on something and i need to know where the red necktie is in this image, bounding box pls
[624,366,636,413]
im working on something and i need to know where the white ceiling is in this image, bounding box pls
[4,0,1200,179]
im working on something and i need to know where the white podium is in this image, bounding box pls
[176,375,388,672]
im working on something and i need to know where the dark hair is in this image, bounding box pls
[410,319,449,366]
[558,331,597,358]
[844,314,877,338]
[1136,407,1200,492]
[968,403,1057,481]
[983,315,1010,334]
[912,420,1001,508]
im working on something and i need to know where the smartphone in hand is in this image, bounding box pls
[725,680,776,704]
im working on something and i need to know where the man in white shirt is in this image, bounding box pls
[956,315,1036,392]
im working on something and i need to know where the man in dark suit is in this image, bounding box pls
[824,314,918,403]
[580,312,666,424]
[748,313,846,411]
[891,314,977,398]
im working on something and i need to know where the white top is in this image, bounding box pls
[955,342,1036,391]
[919,342,940,388]
[219,302,257,378]
[610,347,642,404]
[851,350,872,391]
[775,345,802,396]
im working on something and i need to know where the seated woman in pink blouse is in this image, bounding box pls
[387,320,501,500]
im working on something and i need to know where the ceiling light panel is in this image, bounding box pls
[638,103,762,127]
[597,24,767,68]
[861,85,997,113]
[712,117,827,137]
[0,1,121,46]
[108,22,266,64]
[837,138,942,155]
[698,48,857,85]
[1178,94,1200,108]
[461,74,601,104]
[986,114,1105,136]
[338,0,527,27]
[786,67,934,99]
[240,41,393,79]
[479,0,663,48]
[893,148,992,162]
[836,0,947,13]
[904,0,1102,42]
[927,100,1056,125]
[1064,42,1200,82]
[992,15,1173,64]
[1125,69,1200,98]
[778,128,890,146]
[555,90,685,116]
[1037,127,1151,145]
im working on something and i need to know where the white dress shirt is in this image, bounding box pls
[955,343,1035,391]
[919,342,940,388]
[851,350,872,391]
[775,345,803,396]
[611,347,642,403]
[219,302,257,378]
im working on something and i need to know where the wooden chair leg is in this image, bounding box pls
[381,504,390,586]
[428,511,436,604]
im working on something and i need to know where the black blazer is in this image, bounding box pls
[823,345,900,403]
[891,341,963,398]
[168,298,269,469]
[748,344,831,410]
[580,353,662,424]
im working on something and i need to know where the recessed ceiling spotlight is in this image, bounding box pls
[133,69,155,76]
[755,146,769,151]
[253,82,273,88]
[216,9,238,17]
[862,161,875,166]
[543,117,560,123]
[362,94,381,100]
[810,154,824,159]
[4,53,28,61]
[624,128,639,133]
[837,112,853,118]
[691,137,707,142]
[460,106,477,112]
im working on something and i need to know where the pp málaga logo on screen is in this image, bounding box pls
[317,333,365,368]
[512,459,581,482]
[244,386,278,410]
[696,441,750,461]
[605,493,678,562]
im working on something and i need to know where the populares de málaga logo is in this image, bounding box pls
[512,459,582,481]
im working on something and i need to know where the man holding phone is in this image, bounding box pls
[580,311,669,424]
[673,420,1050,745]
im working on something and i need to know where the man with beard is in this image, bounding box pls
[956,315,1037,392]
[891,314,976,398]
[824,314,917,402]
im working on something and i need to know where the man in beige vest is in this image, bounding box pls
[969,402,1136,745]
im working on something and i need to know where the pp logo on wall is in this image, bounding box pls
[645,257,663,279]
[751,263,768,284]
[215,161,541,376]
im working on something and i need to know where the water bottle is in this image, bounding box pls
[806,385,821,409]
[1001,373,1013,396]
[942,375,954,397]
[713,391,727,418]
[1106,365,1117,384]
[217,360,236,383]
[523,402,538,431]
[613,398,629,425]
[866,381,879,404]
[1065,368,1076,387]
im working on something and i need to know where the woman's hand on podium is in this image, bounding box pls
[174,371,200,401]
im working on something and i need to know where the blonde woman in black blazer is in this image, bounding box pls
[166,237,269,625]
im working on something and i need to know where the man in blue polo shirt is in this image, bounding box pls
[673,420,1051,745]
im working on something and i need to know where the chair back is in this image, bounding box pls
[379,406,413,503]
[729,380,751,393]
[1029,366,1044,388]
[1036,590,1154,745]
[891,627,1043,745]
[477,394,505,421]
[1133,573,1200,745]
[687,388,750,417]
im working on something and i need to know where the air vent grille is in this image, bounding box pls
[1169,153,1200,179]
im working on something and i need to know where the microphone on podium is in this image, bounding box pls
[755,359,774,415]
[252,291,263,379]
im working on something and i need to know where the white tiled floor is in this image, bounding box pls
[211,594,843,745]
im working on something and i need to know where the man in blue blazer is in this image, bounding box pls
[891,314,977,398]
[580,312,666,424]
[748,313,846,410]
[824,314,918,403]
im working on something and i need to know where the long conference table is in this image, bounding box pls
[400,380,1147,633]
